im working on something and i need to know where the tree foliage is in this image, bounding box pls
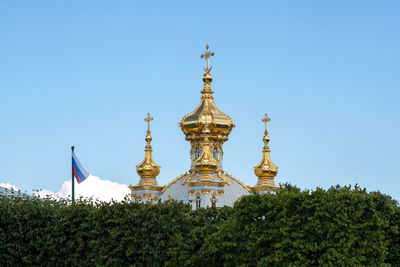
[0,186,398,266]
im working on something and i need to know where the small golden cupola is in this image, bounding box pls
[180,45,235,173]
[253,114,279,193]
[136,113,160,183]
[129,113,162,202]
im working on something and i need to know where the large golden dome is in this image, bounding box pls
[180,46,234,139]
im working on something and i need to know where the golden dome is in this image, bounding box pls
[136,113,161,184]
[180,46,234,139]
[254,114,278,181]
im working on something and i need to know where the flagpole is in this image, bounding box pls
[71,146,75,203]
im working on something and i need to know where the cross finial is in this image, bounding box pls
[144,112,153,133]
[262,113,271,133]
[200,45,215,74]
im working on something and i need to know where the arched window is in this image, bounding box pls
[213,148,218,159]
[196,196,201,209]
[211,196,217,208]
[195,148,200,159]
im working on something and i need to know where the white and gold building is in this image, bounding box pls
[129,46,280,209]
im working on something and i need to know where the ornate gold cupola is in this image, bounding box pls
[151,45,254,208]
[253,114,279,193]
[136,113,160,184]
[129,113,162,202]
[180,45,235,173]
[180,45,234,139]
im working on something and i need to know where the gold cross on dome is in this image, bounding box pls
[262,113,271,132]
[200,45,215,74]
[144,112,153,132]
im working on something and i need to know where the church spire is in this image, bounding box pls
[135,113,161,185]
[253,114,279,191]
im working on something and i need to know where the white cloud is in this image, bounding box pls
[2,176,131,202]
[36,175,131,202]
[33,189,66,200]
[0,183,19,191]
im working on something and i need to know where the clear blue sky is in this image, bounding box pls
[1,1,399,200]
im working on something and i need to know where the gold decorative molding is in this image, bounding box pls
[201,189,211,194]
[218,190,224,195]
[188,181,225,187]
[182,173,195,185]
[161,173,187,193]
[225,173,252,192]
[256,178,276,186]
[251,186,279,192]
[131,185,163,191]
[217,172,231,185]
[188,190,194,195]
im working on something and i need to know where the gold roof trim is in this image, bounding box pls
[225,172,252,193]
[181,173,195,185]
[160,173,188,193]
[217,172,231,185]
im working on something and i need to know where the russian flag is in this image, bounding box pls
[72,151,89,184]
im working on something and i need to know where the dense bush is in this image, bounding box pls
[0,186,398,266]
[203,186,399,266]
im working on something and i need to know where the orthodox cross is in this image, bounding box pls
[144,112,153,132]
[200,45,215,74]
[262,113,271,133]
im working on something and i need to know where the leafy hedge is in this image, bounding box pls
[0,186,399,266]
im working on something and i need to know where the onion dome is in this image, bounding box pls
[254,114,278,185]
[180,45,235,140]
[136,113,161,185]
